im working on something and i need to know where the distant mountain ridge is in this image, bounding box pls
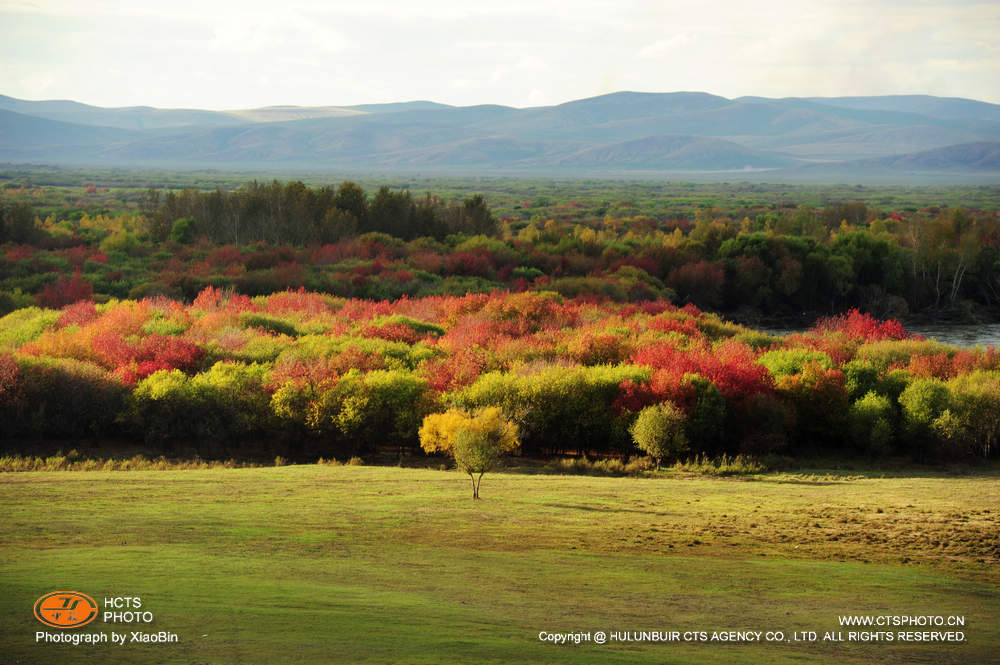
[815,141,1000,173]
[1,91,999,180]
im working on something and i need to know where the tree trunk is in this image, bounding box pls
[469,472,485,499]
[949,259,966,306]
[933,261,942,309]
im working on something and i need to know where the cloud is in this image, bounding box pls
[1,0,998,107]
[209,12,350,55]
[638,35,694,59]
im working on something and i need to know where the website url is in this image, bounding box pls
[839,615,965,627]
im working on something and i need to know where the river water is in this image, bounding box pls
[760,323,1000,348]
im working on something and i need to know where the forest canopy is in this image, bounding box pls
[2,179,998,322]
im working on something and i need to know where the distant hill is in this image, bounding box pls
[0,109,134,160]
[803,95,1000,123]
[0,95,243,130]
[2,91,999,179]
[823,142,1000,173]
[546,135,794,170]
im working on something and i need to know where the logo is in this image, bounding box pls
[33,591,99,629]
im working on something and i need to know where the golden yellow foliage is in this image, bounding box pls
[418,409,470,454]
[418,407,519,455]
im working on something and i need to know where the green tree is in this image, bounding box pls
[683,375,726,455]
[630,401,688,467]
[334,181,369,226]
[460,194,497,236]
[368,187,416,238]
[849,391,895,455]
[0,201,38,243]
[898,378,950,458]
[169,216,199,244]
[320,207,358,242]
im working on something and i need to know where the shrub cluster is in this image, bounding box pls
[2,290,998,462]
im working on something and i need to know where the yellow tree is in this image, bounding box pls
[419,407,519,499]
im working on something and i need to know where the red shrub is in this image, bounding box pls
[113,360,173,386]
[91,331,202,375]
[0,353,21,404]
[332,299,390,323]
[391,295,450,324]
[268,262,307,290]
[245,246,296,270]
[421,348,488,392]
[647,315,700,338]
[94,301,152,337]
[952,349,979,375]
[608,255,661,278]
[265,288,331,316]
[223,263,246,277]
[567,332,632,365]
[208,246,243,266]
[361,322,420,344]
[65,245,90,269]
[192,286,226,311]
[92,332,139,369]
[37,270,93,308]
[267,356,339,392]
[329,346,386,373]
[481,292,574,334]
[620,301,677,318]
[976,347,1000,372]
[192,286,257,312]
[616,367,692,413]
[812,309,909,341]
[439,293,490,326]
[444,250,494,278]
[907,349,981,380]
[5,246,34,262]
[139,335,203,371]
[439,319,507,352]
[668,261,725,309]
[907,353,956,379]
[56,301,99,329]
[782,332,861,366]
[311,242,357,265]
[681,303,702,317]
[631,339,773,404]
[410,251,445,274]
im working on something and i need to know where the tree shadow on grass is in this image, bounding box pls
[539,502,673,516]
[741,461,1000,483]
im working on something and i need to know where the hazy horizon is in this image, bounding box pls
[3,88,1000,113]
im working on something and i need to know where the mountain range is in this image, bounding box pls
[2,91,999,180]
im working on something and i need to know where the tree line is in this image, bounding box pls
[135,181,497,246]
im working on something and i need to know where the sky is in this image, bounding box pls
[1,0,998,110]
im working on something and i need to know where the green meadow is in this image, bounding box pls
[1,465,997,664]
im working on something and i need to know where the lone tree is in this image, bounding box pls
[419,407,519,499]
[630,401,688,468]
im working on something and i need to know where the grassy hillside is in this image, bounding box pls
[1,465,997,664]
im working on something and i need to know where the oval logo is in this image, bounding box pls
[33,591,98,629]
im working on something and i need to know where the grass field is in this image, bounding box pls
[1,464,998,664]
